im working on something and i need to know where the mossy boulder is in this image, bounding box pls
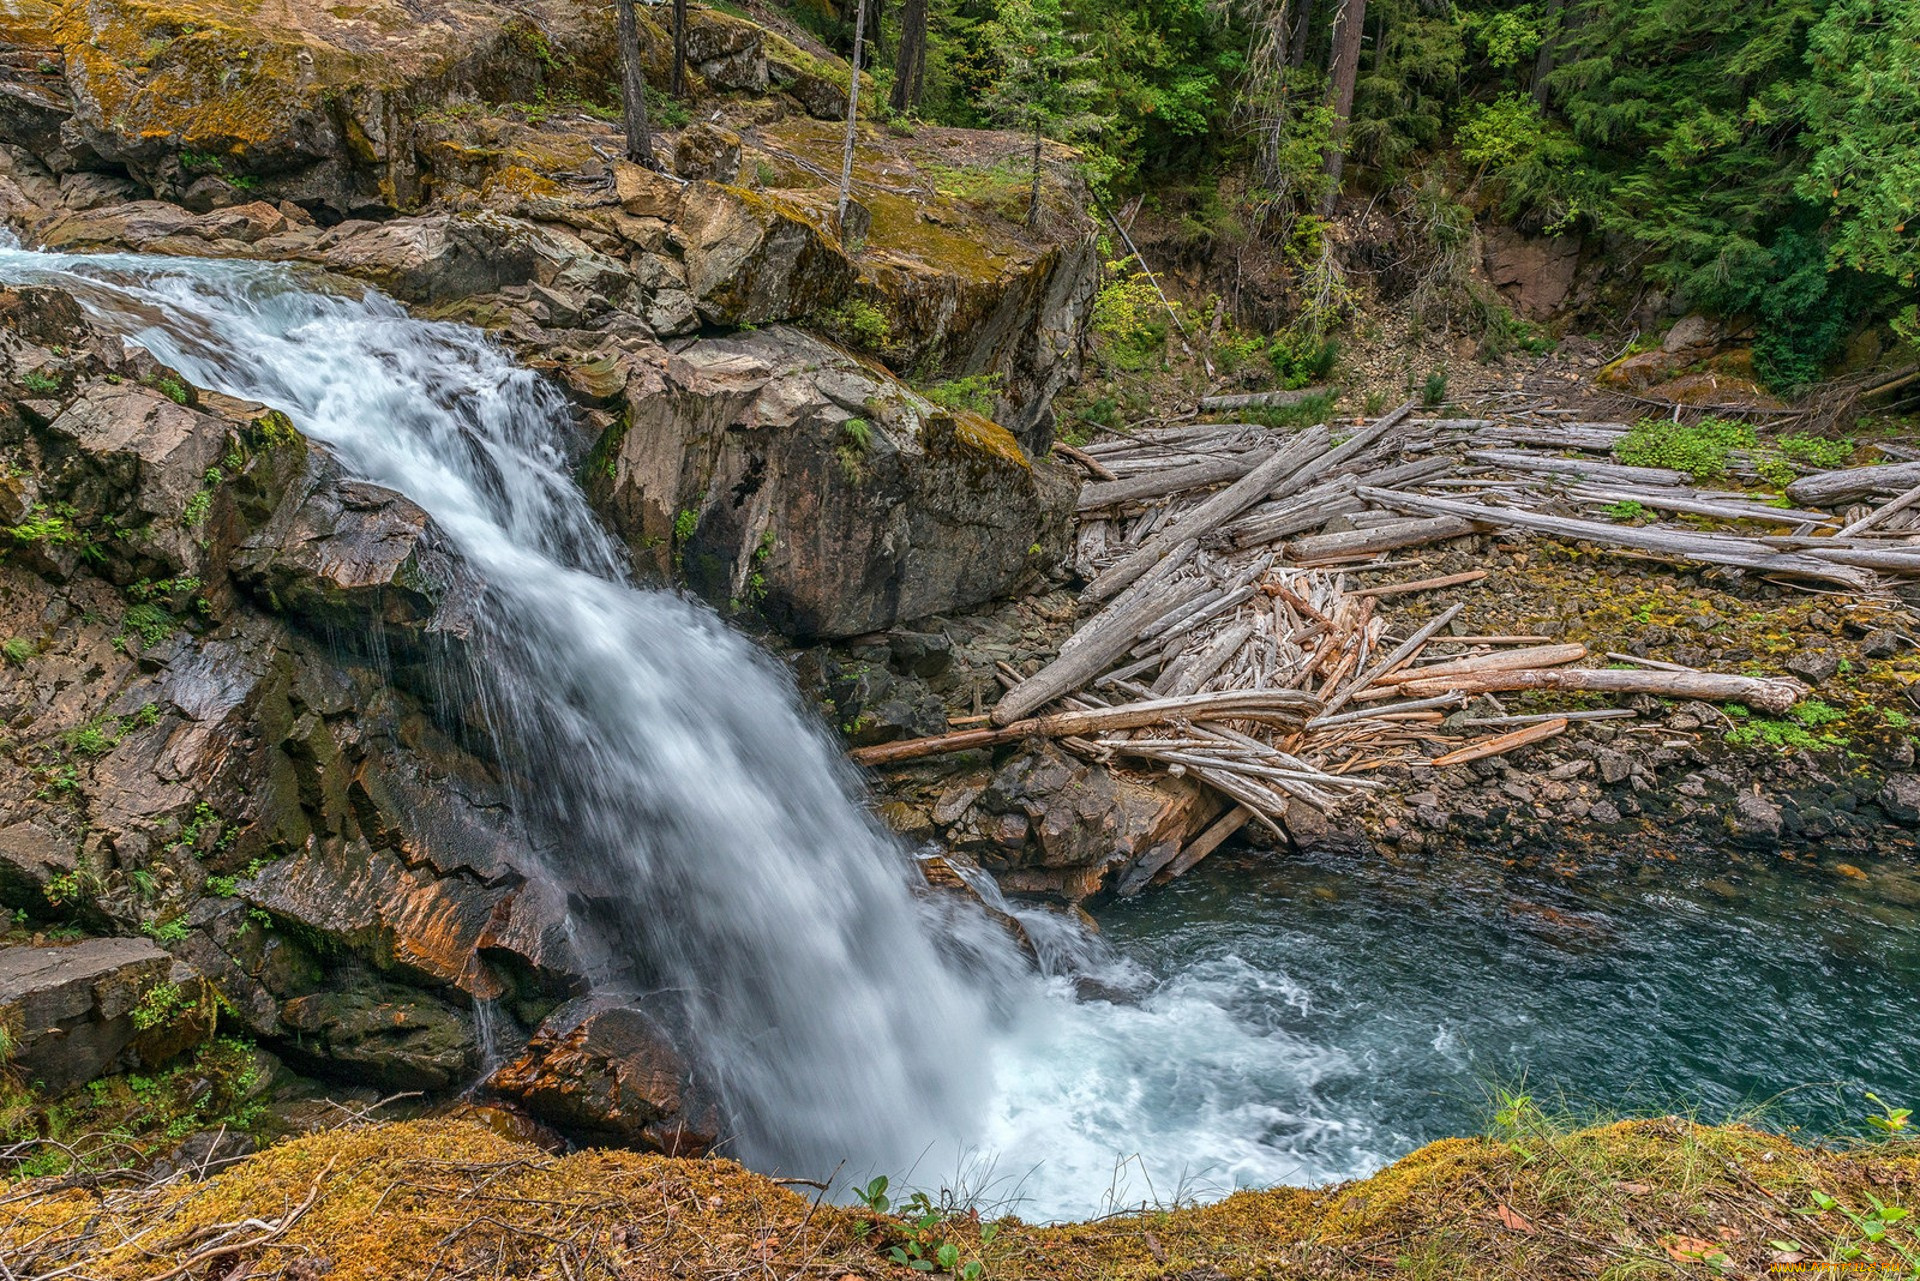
[675,180,857,326]
[592,325,1075,639]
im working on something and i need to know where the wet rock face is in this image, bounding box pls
[484,999,713,1154]
[595,326,1076,639]
[0,285,595,1103]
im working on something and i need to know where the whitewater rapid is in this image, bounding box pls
[0,240,1395,1218]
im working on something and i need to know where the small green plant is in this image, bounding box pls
[818,298,892,351]
[1865,1092,1912,1136]
[1883,708,1912,729]
[150,375,190,405]
[2,637,33,664]
[1789,699,1847,729]
[5,505,79,546]
[142,917,190,946]
[131,980,188,1030]
[1268,331,1339,389]
[1604,499,1649,522]
[19,370,61,394]
[1615,416,1754,482]
[117,602,175,650]
[922,373,1004,417]
[1421,370,1448,407]
[838,420,875,483]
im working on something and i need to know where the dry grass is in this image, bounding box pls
[4,1113,1918,1279]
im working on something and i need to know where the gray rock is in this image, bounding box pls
[1863,628,1901,660]
[1878,774,1920,824]
[1727,791,1785,843]
[0,938,175,1092]
[1588,800,1622,825]
[1786,649,1841,684]
[1594,748,1634,785]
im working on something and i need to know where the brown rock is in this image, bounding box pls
[0,937,176,1092]
[484,1000,707,1152]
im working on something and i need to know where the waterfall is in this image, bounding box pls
[1,241,1396,1219]
[0,245,1006,1176]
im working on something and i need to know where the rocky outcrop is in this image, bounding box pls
[0,286,574,1096]
[484,998,715,1155]
[592,326,1076,639]
[0,937,183,1091]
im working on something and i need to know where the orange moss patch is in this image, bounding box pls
[5,1117,1918,1278]
[952,408,1031,469]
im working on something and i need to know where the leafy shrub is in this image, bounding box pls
[1615,417,1754,481]
[817,299,892,352]
[922,373,1003,416]
[1091,264,1171,371]
[1268,332,1339,389]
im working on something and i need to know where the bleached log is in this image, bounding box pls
[1359,487,1875,589]
[1786,461,1920,508]
[1081,427,1331,606]
[1393,666,1807,713]
[852,688,1322,765]
[1318,602,1465,717]
[1379,643,1587,685]
[1837,480,1920,537]
[1466,449,1690,487]
[1285,516,1479,563]
[995,577,1213,723]
[1198,387,1328,411]
[1349,569,1488,598]
[1168,622,1257,696]
[1078,452,1261,509]
[1152,805,1253,886]
[1304,692,1466,730]
[1566,485,1837,528]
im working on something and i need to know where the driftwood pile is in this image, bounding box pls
[851,394,1920,877]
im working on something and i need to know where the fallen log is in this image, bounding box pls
[1427,718,1568,768]
[1359,487,1875,589]
[1199,387,1328,411]
[861,688,1322,765]
[1151,805,1253,886]
[1786,461,1920,508]
[1393,667,1807,713]
[1286,516,1479,564]
[1349,569,1488,598]
[1466,449,1689,487]
[1318,603,1464,718]
[1837,480,1920,537]
[1077,451,1260,509]
[1052,442,1118,481]
[1082,426,1331,605]
[997,577,1213,722]
[1378,643,1588,686]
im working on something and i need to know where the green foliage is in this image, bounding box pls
[921,372,1004,416]
[1421,370,1448,408]
[1267,332,1338,390]
[1603,500,1649,522]
[118,602,176,650]
[672,509,699,545]
[1457,92,1545,174]
[979,0,1109,201]
[142,917,191,946]
[19,370,61,394]
[1,637,32,665]
[1091,262,1171,370]
[131,981,189,1031]
[1615,417,1754,482]
[818,298,893,352]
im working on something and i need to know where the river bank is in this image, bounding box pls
[6,1113,1919,1278]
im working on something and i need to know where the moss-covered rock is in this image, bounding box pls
[592,324,1075,639]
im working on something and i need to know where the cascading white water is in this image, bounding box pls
[0,240,1396,1218]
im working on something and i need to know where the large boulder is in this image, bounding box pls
[484,999,713,1154]
[0,937,178,1091]
[593,326,1076,639]
[675,181,857,326]
[5,0,619,212]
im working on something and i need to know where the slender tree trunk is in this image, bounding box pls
[1531,0,1564,107]
[672,0,688,96]
[836,0,868,236]
[1287,0,1313,68]
[1028,122,1043,227]
[618,0,657,168]
[1318,0,1365,215]
[890,0,927,114]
